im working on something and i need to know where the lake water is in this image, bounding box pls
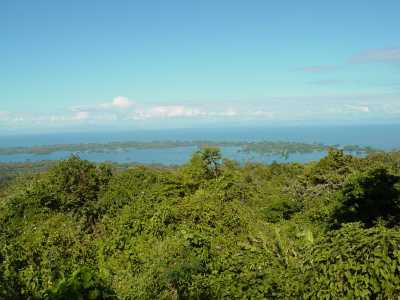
[0,124,398,165]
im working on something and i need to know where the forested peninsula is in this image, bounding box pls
[0,140,378,157]
[1,148,400,299]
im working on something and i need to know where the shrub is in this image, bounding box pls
[298,224,400,299]
[334,168,400,227]
[44,267,116,300]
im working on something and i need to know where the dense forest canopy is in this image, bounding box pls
[1,149,400,299]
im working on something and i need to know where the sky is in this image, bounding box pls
[1,0,400,134]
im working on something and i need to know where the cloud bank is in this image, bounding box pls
[2,92,400,132]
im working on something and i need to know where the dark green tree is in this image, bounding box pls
[47,156,112,212]
[334,167,400,227]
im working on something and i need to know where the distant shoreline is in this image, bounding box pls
[0,140,380,156]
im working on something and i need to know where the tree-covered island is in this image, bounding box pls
[0,140,381,158]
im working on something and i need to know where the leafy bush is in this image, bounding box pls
[298,224,400,299]
[46,156,112,214]
[44,268,116,300]
[335,168,400,227]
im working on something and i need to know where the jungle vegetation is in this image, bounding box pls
[1,148,400,299]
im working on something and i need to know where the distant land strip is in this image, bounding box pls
[0,140,380,157]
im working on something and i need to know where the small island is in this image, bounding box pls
[0,140,380,159]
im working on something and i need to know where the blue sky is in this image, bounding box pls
[1,0,400,133]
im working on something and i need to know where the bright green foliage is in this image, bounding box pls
[298,224,400,299]
[4,156,112,227]
[44,268,116,300]
[179,147,222,192]
[45,156,112,214]
[1,150,400,299]
[0,213,94,299]
[307,149,355,186]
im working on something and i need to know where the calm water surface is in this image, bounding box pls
[0,146,328,165]
[0,125,398,164]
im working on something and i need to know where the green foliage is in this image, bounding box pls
[1,150,400,299]
[197,147,222,178]
[335,167,400,227]
[0,213,94,299]
[262,199,302,223]
[44,268,116,300]
[4,156,112,227]
[307,148,355,186]
[46,156,112,213]
[297,224,400,299]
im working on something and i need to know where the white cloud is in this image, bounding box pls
[345,105,370,113]
[73,111,90,120]
[6,92,400,131]
[13,116,25,122]
[350,48,400,64]
[71,97,270,122]
[208,108,238,117]
[150,105,200,117]
[132,105,206,120]
[68,96,134,114]
[0,112,27,123]
[0,111,10,121]
[100,96,134,109]
[251,110,274,118]
[49,115,68,122]
[130,106,251,120]
[112,96,134,108]
[382,103,400,114]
